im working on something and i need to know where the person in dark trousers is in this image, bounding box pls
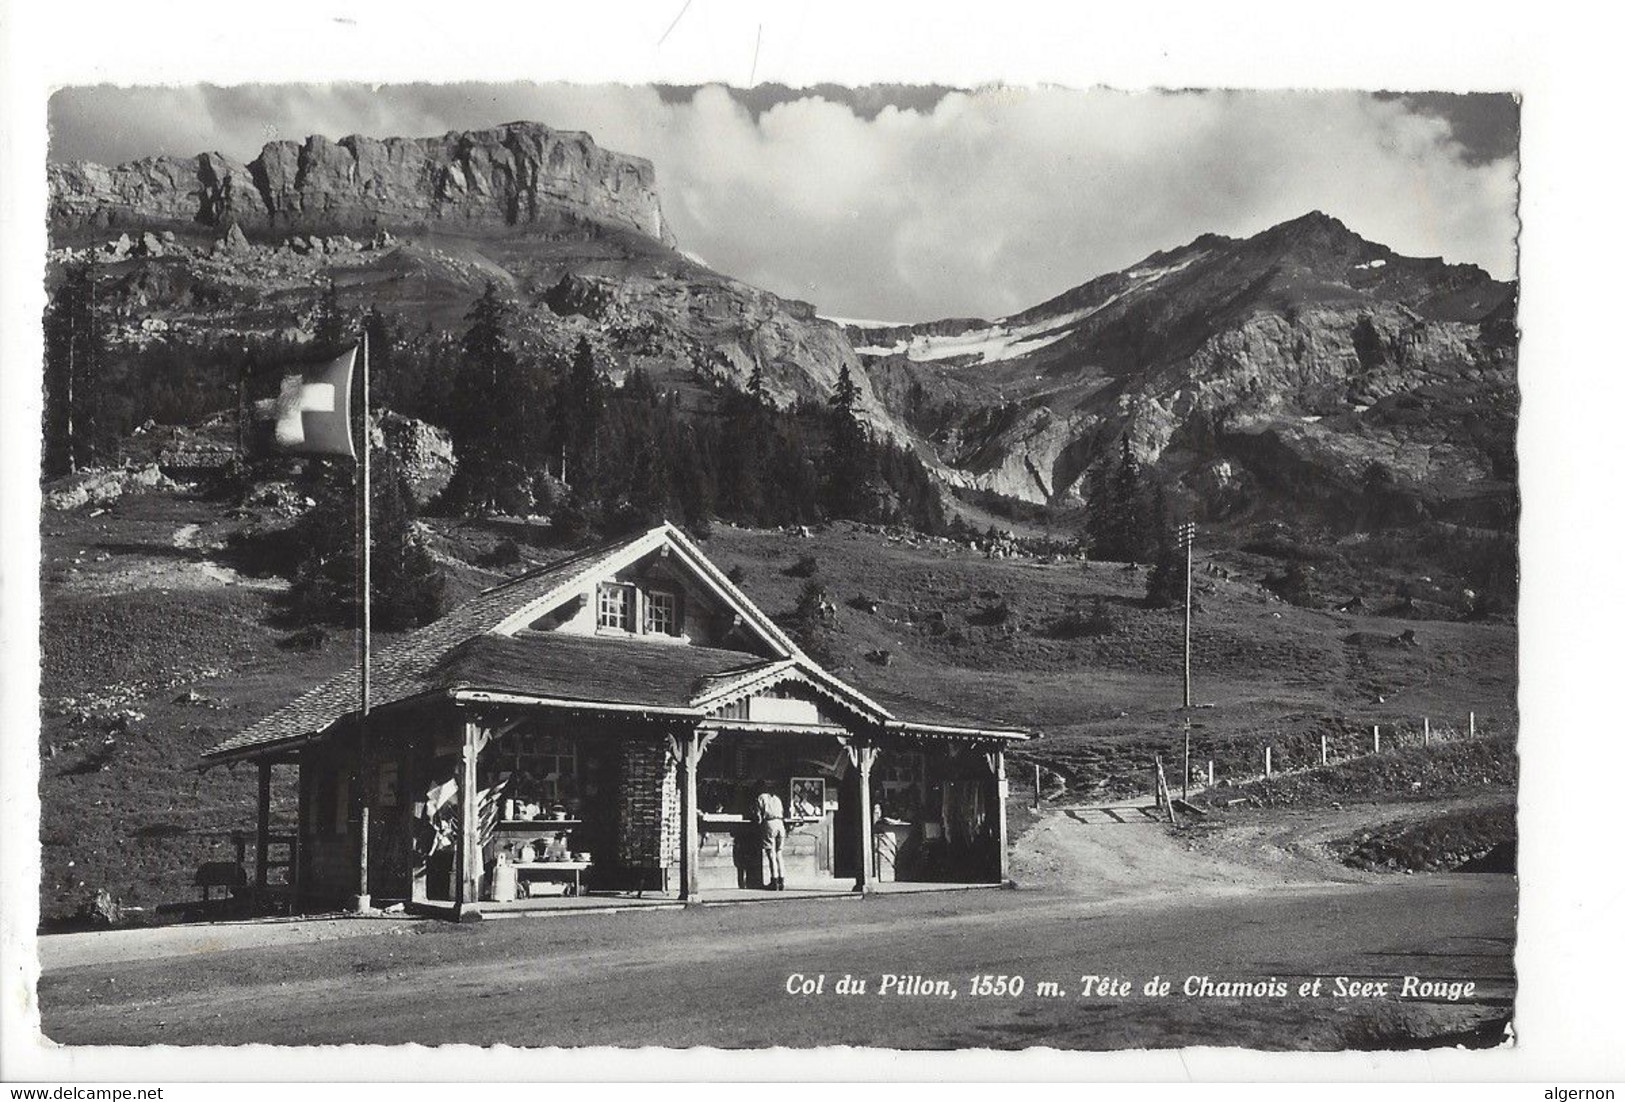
[756,785,786,890]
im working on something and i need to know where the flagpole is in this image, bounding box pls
[356,329,372,910]
[362,331,371,726]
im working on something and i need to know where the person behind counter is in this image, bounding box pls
[755,785,786,891]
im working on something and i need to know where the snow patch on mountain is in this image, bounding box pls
[856,251,1209,367]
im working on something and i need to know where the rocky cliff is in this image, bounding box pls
[843,212,1518,530]
[46,120,910,443]
[48,121,674,245]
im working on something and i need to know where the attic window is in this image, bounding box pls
[597,582,632,632]
[645,589,679,636]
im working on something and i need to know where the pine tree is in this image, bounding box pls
[719,380,767,519]
[555,336,607,491]
[1086,435,1153,563]
[1083,452,1119,561]
[42,255,107,476]
[1144,507,1184,609]
[287,450,445,630]
[310,278,353,358]
[823,365,872,519]
[362,305,399,407]
[831,365,859,416]
[787,577,836,664]
[1109,435,1146,562]
[446,283,538,512]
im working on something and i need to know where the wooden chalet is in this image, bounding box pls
[201,523,1030,917]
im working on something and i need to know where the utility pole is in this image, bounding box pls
[1178,521,1197,800]
[1180,521,1197,708]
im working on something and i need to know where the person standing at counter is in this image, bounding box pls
[755,785,786,891]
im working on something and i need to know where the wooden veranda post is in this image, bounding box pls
[993,747,1010,884]
[853,743,877,894]
[353,330,373,912]
[254,760,271,905]
[678,730,702,903]
[457,718,481,915]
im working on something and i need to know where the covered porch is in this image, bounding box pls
[222,692,1019,919]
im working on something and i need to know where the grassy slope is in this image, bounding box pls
[36,491,505,925]
[697,523,1516,794]
[37,498,1516,923]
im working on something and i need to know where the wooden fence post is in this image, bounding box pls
[1264,746,1273,777]
[1423,716,1431,746]
[1207,760,1215,787]
[1320,734,1328,766]
[1469,711,1476,739]
[1373,725,1381,753]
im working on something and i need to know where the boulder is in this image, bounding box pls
[138,231,165,258]
[79,888,123,927]
[214,222,250,254]
[377,411,455,506]
[44,464,174,511]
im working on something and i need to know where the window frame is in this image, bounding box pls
[644,587,681,637]
[596,581,634,634]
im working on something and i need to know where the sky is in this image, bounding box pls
[48,84,1519,321]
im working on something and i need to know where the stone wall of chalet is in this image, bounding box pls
[616,736,676,877]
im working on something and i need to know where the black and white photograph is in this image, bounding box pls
[2,0,1622,1087]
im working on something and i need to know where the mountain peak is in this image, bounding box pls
[1259,209,1361,245]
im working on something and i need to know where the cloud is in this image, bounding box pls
[48,84,1518,320]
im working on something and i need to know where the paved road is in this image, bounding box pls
[39,874,1514,1050]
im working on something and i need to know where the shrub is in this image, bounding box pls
[1051,596,1116,639]
[784,554,820,578]
[1263,561,1323,608]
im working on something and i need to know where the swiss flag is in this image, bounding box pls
[270,347,356,459]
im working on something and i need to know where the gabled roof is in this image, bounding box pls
[204,530,649,761]
[203,522,1026,764]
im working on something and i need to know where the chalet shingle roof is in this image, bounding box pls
[203,523,1029,764]
[864,686,1028,736]
[430,633,774,709]
[203,531,651,761]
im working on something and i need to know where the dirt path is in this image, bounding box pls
[37,914,418,971]
[1183,792,1513,876]
[1013,800,1308,897]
